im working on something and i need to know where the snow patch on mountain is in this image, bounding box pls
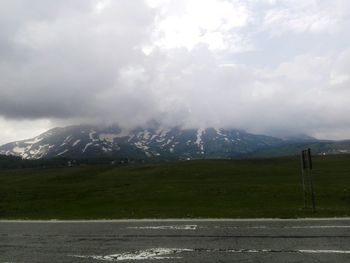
[0,124,293,160]
[196,128,205,153]
[89,130,98,142]
[56,149,68,156]
[99,129,130,143]
[215,128,225,137]
[99,134,118,143]
[24,137,43,144]
[73,140,81,147]
[83,143,93,153]
[60,136,72,147]
[102,146,112,152]
[13,146,26,155]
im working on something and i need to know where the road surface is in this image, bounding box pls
[1,218,350,262]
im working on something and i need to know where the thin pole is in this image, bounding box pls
[307,148,316,212]
[309,169,316,212]
[300,152,307,209]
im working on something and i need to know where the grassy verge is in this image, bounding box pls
[0,155,349,219]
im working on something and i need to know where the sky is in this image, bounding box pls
[0,0,350,145]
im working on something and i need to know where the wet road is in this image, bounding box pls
[1,218,350,262]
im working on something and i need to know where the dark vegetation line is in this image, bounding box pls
[0,153,298,170]
[0,154,147,170]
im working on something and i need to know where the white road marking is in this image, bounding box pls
[2,218,350,223]
[213,225,350,229]
[299,250,350,254]
[127,225,198,230]
[197,248,350,254]
[288,225,350,229]
[129,225,350,230]
[71,248,193,261]
[222,249,350,254]
[213,226,268,229]
[71,247,350,261]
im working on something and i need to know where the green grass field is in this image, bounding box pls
[0,155,349,219]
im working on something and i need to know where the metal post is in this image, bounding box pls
[309,169,316,212]
[300,149,316,211]
[300,153,307,209]
[307,148,316,212]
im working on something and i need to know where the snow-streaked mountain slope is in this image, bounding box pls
[0,124,285,159]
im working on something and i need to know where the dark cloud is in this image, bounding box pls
[0,0,155,122]
[0,0,350,141]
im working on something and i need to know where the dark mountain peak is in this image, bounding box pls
[0,124,285,160]
[4,124,347,160]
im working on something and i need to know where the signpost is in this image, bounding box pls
[300,148,316,212]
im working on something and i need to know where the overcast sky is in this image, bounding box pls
[1,0,350,144]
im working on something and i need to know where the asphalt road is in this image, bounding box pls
[1,218,350,262]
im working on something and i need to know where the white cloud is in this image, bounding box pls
[0,0,350,143]
[94,0,111,14]
[0,118,53,145]
[273,54,330,82]
[148,0,251,51]
[263,0,350,35]
[329,49,350,86]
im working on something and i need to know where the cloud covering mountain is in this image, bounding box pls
[0,0,350,145]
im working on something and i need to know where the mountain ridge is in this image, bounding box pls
[0,124,284,160]
[1,124,348,160]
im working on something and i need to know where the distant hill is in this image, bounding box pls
[0,124,347,160]
[250,140,350,158]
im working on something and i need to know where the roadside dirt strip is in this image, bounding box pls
[1,218,350,262]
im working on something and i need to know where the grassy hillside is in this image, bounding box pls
[0,155,349,219]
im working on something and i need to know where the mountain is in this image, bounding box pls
[250,140,350,158]
[1,124,348,160]
[0,124,285,160]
